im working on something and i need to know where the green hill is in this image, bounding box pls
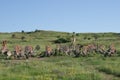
[0,30,120,51]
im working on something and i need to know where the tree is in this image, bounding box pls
[73,32,76,36]
[93,34,98,40]
[35,29,39,32]
[21,30,24,33]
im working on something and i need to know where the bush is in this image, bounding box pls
[83,36,87,40]
[88,38,91,40]
[35,45,40,51]
[21,36,25,40]
[76,33,79,36]
[54,38,70,43]
[11,34,16,38]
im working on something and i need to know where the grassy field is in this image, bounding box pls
[0,30,120,80]
[0,56,120,80]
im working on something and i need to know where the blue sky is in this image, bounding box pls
[0,0,120,33]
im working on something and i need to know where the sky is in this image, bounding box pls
[0,0,120,33]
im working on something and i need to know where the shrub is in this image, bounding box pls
[21,36,25,40]
[88,38,91,40]
[54,38,70,43]
[35,45,40,51]
[11,34,16,38]
[76,33,79,36]
[83,36,87,40]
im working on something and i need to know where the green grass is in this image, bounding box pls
[0,56,119,80]
[0,30,120,80]
[96,58,120,77]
